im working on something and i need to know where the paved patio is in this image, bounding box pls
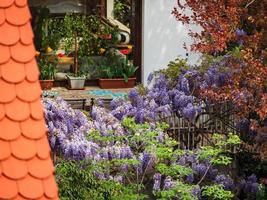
[42,87,130,108]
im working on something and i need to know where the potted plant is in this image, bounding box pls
[98,50,138,89]
[38,56,56,90]
[62,13,89,90]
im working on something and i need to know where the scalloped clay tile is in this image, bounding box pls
[0,0,14,8]
[11,42,36,63]
[0,176,18,199]
[0,22,20,45]
[0,118,20,141]
[1,59,26,83]
[20,118,46,139]
[0,1,58,199]
[2,156,28,179]
[0,44,10,64]
[0,104,5,120]
[0,9,5,25]
[5,4,31,25]
[19,22,34,45]
[30,99,44,120]
[15,0,28,8]
[25,58,40,82]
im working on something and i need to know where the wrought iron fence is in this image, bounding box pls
[161,101,239,150]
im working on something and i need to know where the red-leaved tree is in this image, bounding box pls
[173,0,267,120]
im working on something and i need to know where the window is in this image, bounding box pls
[29,0,88,14]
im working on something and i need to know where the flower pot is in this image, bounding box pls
[67,76,86,90]
[98,77,136,89]
[39,80,54,90]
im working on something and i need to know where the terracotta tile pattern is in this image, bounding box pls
[0,1,58,199]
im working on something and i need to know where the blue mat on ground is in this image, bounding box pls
[88,90,127,98]
[42,91,59,98]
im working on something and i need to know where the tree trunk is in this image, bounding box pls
[74,32,78,76]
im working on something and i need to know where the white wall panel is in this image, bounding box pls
[142,0,201,84]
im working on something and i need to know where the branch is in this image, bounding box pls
[245,0,257,8]
[197,162,212,185]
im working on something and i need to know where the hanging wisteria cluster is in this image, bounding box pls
[43,98,99,160]
[42,52,262,199]
[43,97,261,199]
[110,53,241,123]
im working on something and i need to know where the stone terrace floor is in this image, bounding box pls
[42,87,131,108]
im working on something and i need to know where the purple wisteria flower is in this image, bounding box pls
[129,88,139,99]
[239,174,259,195]
[190,186,201,199]
[163,176,175,190]
[147,72,154,84]
[236,29,246,37]
[91,106,125,136]
[153,173,162,191]
[214,174,234,190]
[43,97,97,160]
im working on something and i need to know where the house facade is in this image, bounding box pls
[29,0,199,85]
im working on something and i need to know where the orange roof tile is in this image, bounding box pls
[0,0,14,8]
[15,0,28,8]
[43,175,58,199]
[0,104,4,120]
[36,136,51,160]
[19,22,34,45]
[11,136,36,159]
[0,1,58,199]
[30,100,44,120]
[0,118,20,141]
[28,157,54,179]
[0,9,5,25]
[0,176,18,199]
[0,79,16,103]
[0,44,10,64]
[2,156,27,179]
[21,118,46,140]
[1,60,26,83]
[18,175,44,199]
[16,80,42,102]
[5,99,30,121]
[5,4,31,25]
[0,139,11,160]
[11,42,36,63]
[25,59,39,82]
[0,22,20,45]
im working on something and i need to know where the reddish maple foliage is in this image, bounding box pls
[173,0,267,120]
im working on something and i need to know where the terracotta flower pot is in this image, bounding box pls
[98,77,136,89]
[39,80,54,90]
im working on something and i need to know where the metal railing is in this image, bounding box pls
[161,102,238,150]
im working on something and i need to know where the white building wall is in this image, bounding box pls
[142,0,200,85]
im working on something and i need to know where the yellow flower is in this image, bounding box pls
[248,16,254,23]
[127,45,133,50]
[99,48,106,54]
[46,47,53,53]
[36,51,40,57]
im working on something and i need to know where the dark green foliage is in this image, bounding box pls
[56,161,98,200]
[31,7,50,51]
[56,160,138,200]
[38,56,56,80]
[202,185,234,200]
[97,51,138,82]
[62,13,119,57]
[236,151,267,179]
[159,57,190,81]
[114,0,131,27]
[257,185,267,200]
